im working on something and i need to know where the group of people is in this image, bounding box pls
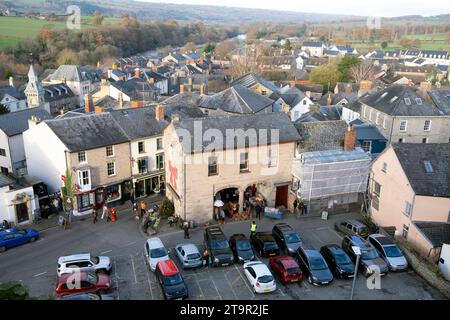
[133,201,148,221]
[92,203,115,223]
[293,198,308,215]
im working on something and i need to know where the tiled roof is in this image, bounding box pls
[413,221,450,248]
[0,108,52,136]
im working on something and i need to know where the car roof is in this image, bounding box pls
[256,232,275,241]
[146,237,165,248]
[303,248,322,257]
[275,223,293,231]
[348,235,371,249]
[176,243,199,254]
[231,234,248,241]
[325,244,346,255]
[58,253,91,263]
[277,256,299,268]
[157,259,179,276]
[206,226,226,239]
[248,262,271,276]
[369,234,395,246]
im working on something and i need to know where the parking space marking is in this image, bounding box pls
[141,253,154,300]
[130,254,138,284]
[193,273,206,299]
[233,263,255,299]
[312,232,325,244]
[125,241,137,246]
[211,276,222,300]
[33,271,47,277]
[113,258,120,300]
[224,271,239,300]
[101,249,112,254]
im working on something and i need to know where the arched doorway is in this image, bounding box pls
[214,187,239,221]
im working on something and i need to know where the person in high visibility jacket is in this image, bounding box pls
[250,221,257,237]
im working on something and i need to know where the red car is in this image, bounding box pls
[55,272,111,297]
[269,256,303,284]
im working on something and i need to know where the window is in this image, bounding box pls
[402,224,409,239]
[137,158,148,174]
[375,112,380,125]
[107,162,116,176]
[78,151,86,163]
[78,169,90,186]
[106,146,114,157]
[303,100,307,105]
[361,141,372,153]
[399,121,407,132]
[156,153,164,170]
[156,138,163,151]
[208,156,218,176]
[404,97,411,105]
[382,162,387,173]
[268,148,277,167]
[424,120,431,131]
[0,148,6,157]
[240,152,249,172]
[374,182,381,196]
[382,116,387,129]
[424,160,433,173]
[138,141,145,154]
[1,167,8,175]
[415,98,423,105]
[422,138,428,143]
[369,109,373,122]
[404,201,412,217]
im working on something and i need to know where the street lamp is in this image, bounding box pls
[350,245,361,300]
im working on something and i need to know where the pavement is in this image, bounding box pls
[0,205,446,300]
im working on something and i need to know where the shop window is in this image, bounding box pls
[107,162,116,176]
[156,154,164,170]
[106,185,121,202]
[106,146,114,157]
[78,193,93,211]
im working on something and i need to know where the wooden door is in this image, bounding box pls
[275,186,288,208]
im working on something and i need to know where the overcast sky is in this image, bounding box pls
[138,0,450,17]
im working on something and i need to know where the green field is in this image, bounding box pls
[0,16,121,49]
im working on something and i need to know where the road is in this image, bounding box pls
[0,210,445,300]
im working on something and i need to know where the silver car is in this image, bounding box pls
[175,243,203,269]
[368,234,408,271]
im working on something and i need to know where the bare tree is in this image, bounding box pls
[229,44,268,79]
[349,61,375,82]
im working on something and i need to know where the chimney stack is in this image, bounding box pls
[180,84,185,94]
[344,126,356,151]
[9,77,14,88]
[155,105,164,121]
[94,106,105,113]
[200,83,205,95]
[420,81,432,91]
[188,77,193,93]
[28,115,41,128]
[84,94,94,113]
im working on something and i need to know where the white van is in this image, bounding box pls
[144,237,170,272]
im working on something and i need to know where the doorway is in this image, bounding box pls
[15,202,29,223]
[275,186,288,208]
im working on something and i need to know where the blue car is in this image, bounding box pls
[0,228,39,252]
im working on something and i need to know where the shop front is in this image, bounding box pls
[75,191,95,214]
[133,173,165,200]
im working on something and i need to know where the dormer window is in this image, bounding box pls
[423,160,433,173]
[389,96,398,103]
[404,98,411,105]
[415,98,423,105]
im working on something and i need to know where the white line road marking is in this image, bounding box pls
[194,273,205,299]
[130,254,138,284]
[210,275,222,300]
[312,232,325,244]
[125,241,137,246]
[224,271,239,299]
[113,259,120,300]
[233,263,255,299]
[33,271,47,277]
[101,250,112,254]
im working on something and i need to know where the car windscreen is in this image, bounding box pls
[310,257,328,270]
[285,233,301,244]
[361,248,379,260]
[264,242,278,250]
[150,247,168,258]
[384,245,403,258]
[187,253,201,260]
[236,240,251,251]
[162,274,183,286]
[91,256,99,264]
[211,240,229,250]
[335,253,352,265]
[257,275,273,283]
[287,267,301,275]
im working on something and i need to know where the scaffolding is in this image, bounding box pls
[292,148,372,204]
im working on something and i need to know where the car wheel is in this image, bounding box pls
[0,246,6,253]
[29,237,36,243]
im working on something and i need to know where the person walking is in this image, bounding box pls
[255,204,262,220]
[299,200,306,215]
[303,202,308,215]
[183,222,190,239]
[293,198,298,214]
[203,248,210,268]
[219,208,225,225]
[140,201,147,217]
[92,205,98,224]
[250,221,257,237]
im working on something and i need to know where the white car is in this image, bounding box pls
[144,237,170,272]
[57,253,112,277]
[368,234,408,271]
[243,261,277,294]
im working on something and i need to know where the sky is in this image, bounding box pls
[137,0,450,17]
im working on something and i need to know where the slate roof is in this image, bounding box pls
[110,78,160,100]
[413,222,450,248]
[0,108,52,136]
[294,120,347,152]
[361,85,443,116]
[296,105,343,122]
[0,86,26,101]
[160,92,202,109]
[302,41,323,48]
[344,100,362,113]
[44,65,99,83]
[427,89,450,115]
[44,113,129,152]
[279,87,306,108]
[354,124,387,141]
[295,69,309,81]
[200,85,274,114]
[173,113,300,154]
[231,73,280,94]
[109,107,167,140]
[42,84,75,102]
[392,143,450,197]
[295,84,324,94]
[143,70,168,82]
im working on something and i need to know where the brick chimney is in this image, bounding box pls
[84,94,94,113]
[343,126,356,151]
[180,84,185,94]
[359,80,373,90]
[94,106,104,113]
[131,101,144,108]
[155,105,164,121]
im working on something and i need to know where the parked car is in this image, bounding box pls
[269,256,303,284]
[342,235,389,277]
[272,223,302,255]
[368,234,408,271]
[250,232,281,258]
[144,237,170,272]
[320,244,355,279]
[57,293,115,300]
[57,253,111,276]
[204,226,234,267]
[55,272,111,297]
[335,219,369,238]
[229,234,255,263]
[243,261,277,294]
[174,243,203,269]
[155,259,188,300]
[0,228,39,252]
[295,247,333,285]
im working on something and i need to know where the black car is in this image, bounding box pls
[204,226,234,267]
[272,223,303,255]
[250,232,281,258]
[320,244,355,279]
[295,247,333,286]
[229,234,255,263]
